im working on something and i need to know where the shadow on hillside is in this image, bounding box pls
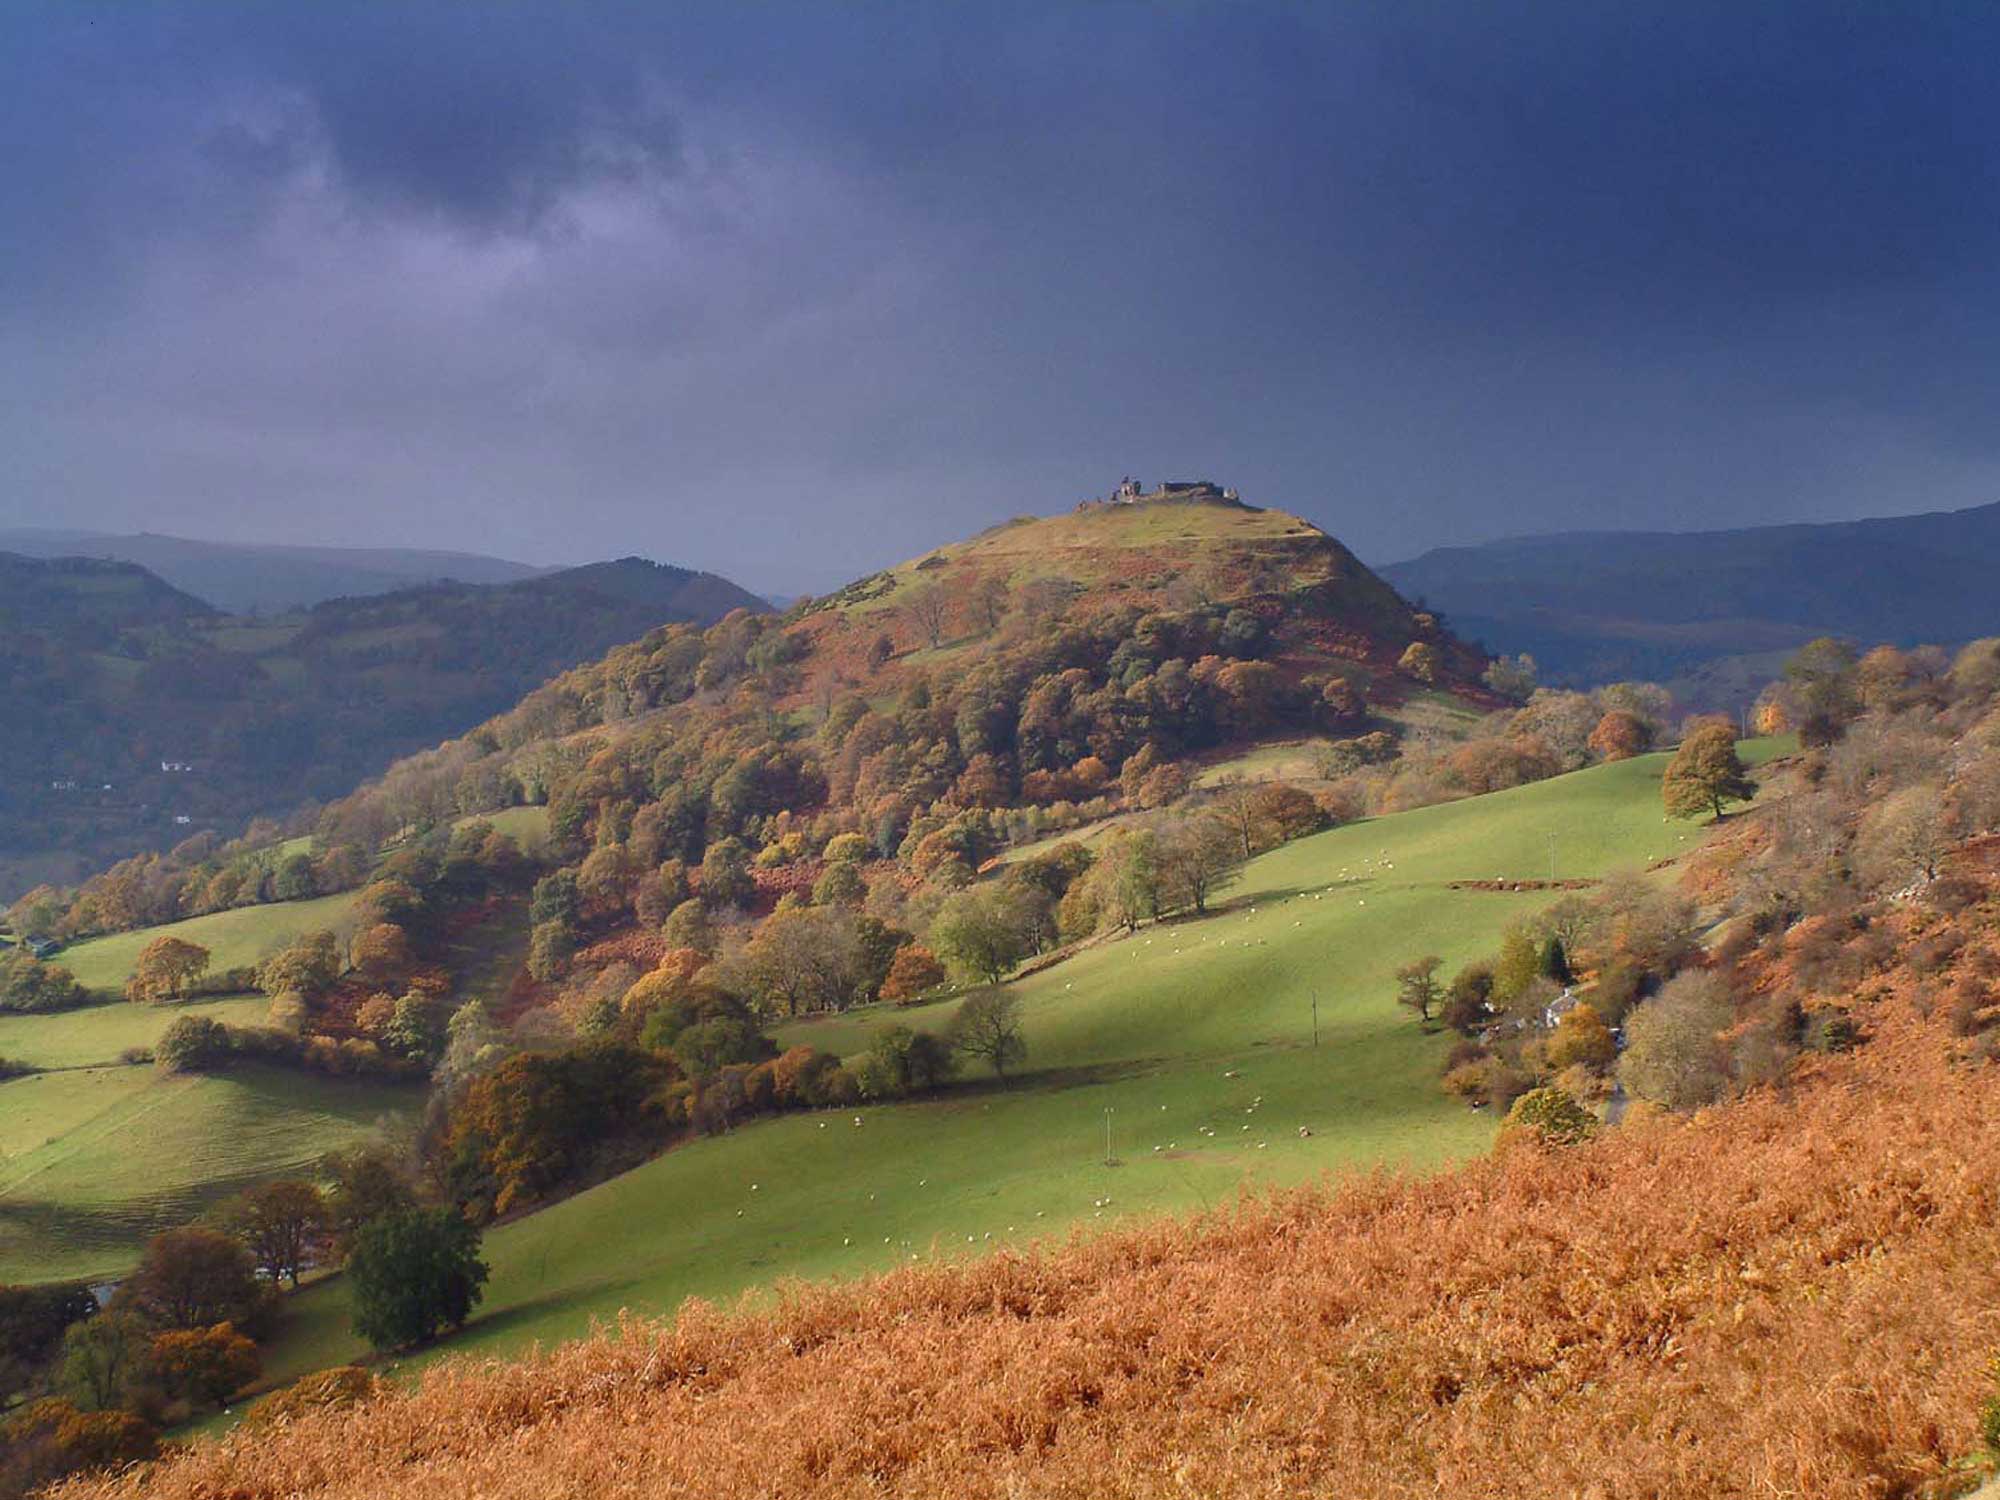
[1211,875,1375,912]
[939,1057,1168,1104]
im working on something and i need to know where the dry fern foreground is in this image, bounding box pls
[65,1008,2000,1499]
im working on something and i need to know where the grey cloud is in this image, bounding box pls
[5,2,2000,593]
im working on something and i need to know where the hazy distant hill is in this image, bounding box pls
[1381,500,2000,691]
[0,555,767,898]
[0,528,546,612]
[0,551,218,636]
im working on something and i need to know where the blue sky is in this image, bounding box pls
[5,1,1998,592]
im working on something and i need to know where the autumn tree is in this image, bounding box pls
[149,1322,260,1409]
[972,575,1010,632]
[126,936,210,1005]
[1587,710,1649,762]
[1662,722,1756,821]
[1546,1002,1616,1070]
[221,1179,327,1288]
[1482,653,1537,702]
[1398,641,1440,684]
[1153,811,1244,916]
[1619,970,1733,1111]
[1394,955,1444,1027]
[947,986,1027,1080]
[880,943,947,1002]
[116,1228,263,1331]
[1855,783,1954,890]
[348,923,415,987]
[725,907,866,1016]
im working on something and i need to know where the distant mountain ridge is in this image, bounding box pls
[1380,499,2000,690]
[0,553,768,899]
[0,529,548,612]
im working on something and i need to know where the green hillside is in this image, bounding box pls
[56,890,362,997]
[245,744,1766,1392]
[0,555,764,902]
[0,1064,420,1284]
[0,885,400,1282]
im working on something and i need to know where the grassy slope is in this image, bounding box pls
[58,891,360,997]
[251,744,1771,1391]
[0,887,398,1283]
[0,993,274,1071]
[0,1064,419,1283]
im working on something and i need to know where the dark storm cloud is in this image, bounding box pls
[4,1,2000,593]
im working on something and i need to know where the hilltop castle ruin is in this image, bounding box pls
[1085,477,1241,510]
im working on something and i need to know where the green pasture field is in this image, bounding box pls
[57,891,360,997]
[0,1063,419,1284]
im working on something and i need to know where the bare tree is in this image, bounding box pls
[972,575,1010,633]
[947,987,1027,1080]
[904,583,951,650]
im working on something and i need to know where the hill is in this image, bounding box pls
[0,557,766,900]
[0,530,545,613]
[1381,498,2000,694]
[53,740,2000,1498]
[0,552,217,636]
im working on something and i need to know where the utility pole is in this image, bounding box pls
[1312,990,1319,1048]
[1547,831,1557,884]
[1103,1106,1114,1166]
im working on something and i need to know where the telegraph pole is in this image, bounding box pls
[1312,990,1319,1048]
[1103,1106,1114,1166]
[1547,831,1557,883]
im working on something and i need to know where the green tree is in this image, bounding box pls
[1500,1086,1597,1147]
[347,1208,489,1351]
[1491,929,1541,1008]
[930,883,1041,986]
[947,987,1027,1080]
[699,837,755,910]
[155,1014,233,1073]
[58,1313,148,1412]
[321,1145,418,1256]
[661,898,714,955]
[256,930,342,1000]
[0,950,85,1014]
[1784,637,1859,746]
[811,860,866,909]
[1663,723,1756,821]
